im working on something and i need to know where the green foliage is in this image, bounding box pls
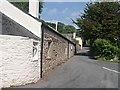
[92,39,118,60]
[11,2,29,12]
[57,22,66,33]
[76,29,82,37]
[74,2,120,46]
[46,22,76,34]
[64,25,76,34]
[118,48,120,60]
[46,22,56,29]
[11,2,43,14]
[97,58,120,63]
[57,22,76,34]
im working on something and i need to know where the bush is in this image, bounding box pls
[118,48,120,60]
[92,39,118,60]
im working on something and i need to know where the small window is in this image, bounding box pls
[71,46,73,51]
[48,40,52,48]
[33,42,38,57]
[33,47,37,57]
[47,40,53,59]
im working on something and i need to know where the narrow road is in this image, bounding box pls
[18,47,120,88]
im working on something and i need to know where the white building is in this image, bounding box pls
[0,0,42,88]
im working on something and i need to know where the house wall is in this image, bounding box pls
[75,37,83,49]
[0,13,2,34]
[0,35,41,88]
[76,44,82,53]
[42,25,75,75]
[69,43,75,58]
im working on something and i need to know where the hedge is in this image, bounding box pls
[92,39,118,60]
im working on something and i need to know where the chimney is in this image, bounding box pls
[55,21,58,31]
[73,32,76,39]
[29,0,39,18]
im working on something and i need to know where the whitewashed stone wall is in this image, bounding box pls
[0,35,41,88]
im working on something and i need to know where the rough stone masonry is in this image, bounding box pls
[42,24,76,75]
[0,35,41,88]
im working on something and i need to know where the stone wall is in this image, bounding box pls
[0,35,41,88]
[68,43,75,58]
[42,25,76,75]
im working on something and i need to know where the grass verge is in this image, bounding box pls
[97,58,120,63]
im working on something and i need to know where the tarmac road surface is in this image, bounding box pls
[15,47,120,88]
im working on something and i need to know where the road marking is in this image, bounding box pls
[102,67,120,74]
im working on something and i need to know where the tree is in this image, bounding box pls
[74,2,120,47]
[57,22,76,34]
[46,22,56,29]
[11,2,43,14]
[64,25,76,34]
[46,22,76,34]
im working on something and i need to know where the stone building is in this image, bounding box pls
[41,23,76,75]
[0,0,76,88]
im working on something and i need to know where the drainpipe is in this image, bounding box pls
[75,44,77,55]
[40,24,44,78]
[68,41,69,59]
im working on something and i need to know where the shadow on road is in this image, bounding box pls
[75,47,95,59]
[75,51,90,56]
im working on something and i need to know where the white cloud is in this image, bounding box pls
[45,19,68,25]
[47,8,69,14]
[61,8,69,14]
[71,11,80,17]
[65,17,70,21]
[48,8,57,14]
[43,7,48,12]
[80,10,84,14]
[45,20,58,23]
[71,10,84,17]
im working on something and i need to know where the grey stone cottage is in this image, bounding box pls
[0,0,76,88]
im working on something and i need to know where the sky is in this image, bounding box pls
[40,2,88,28]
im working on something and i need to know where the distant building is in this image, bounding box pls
[75,37,83,49]
[63,33,83,49]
